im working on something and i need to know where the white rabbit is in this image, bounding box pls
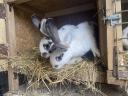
[50,21,100,69]
[122,26,128,50]
[39,25,77,58]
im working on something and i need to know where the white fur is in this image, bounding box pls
[39,25,77,58]
[123,26,128,50]
[39,37,53,58]
[50,22,100,69]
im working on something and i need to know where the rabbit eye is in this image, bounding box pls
[56,53,64,61]
[43,44,50,50]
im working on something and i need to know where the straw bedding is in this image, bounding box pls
[6,48,105,91]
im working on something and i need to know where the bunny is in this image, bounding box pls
[122,26,128,50]
[39,25,77,58]
[31,15,69,51]
[50,21,100,69]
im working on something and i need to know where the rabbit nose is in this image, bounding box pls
[54,65,58,68]
[42,52,47,57]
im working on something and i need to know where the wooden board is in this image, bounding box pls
[107,71,127,86]
[0,19,6,44]
[106,0,114,70]
[97,0,107,66]
[5,3,19,93]
[21,0,94,13]
[6,0,31,4]
[114,0,124,75]
[45,3,96,17]
[0,0,3,3]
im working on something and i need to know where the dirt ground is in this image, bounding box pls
[10,83,128,96]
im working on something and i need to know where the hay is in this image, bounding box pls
[5,48,105,92]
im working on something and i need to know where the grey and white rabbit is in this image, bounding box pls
[50,22,100,69]
[39,24,77,58]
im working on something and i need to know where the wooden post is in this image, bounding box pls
[6,0,31,4]
[4,2,19,95]
[106,0,114,70]
[114,0,125,78]
[0,0,8,71]
[97,0,107,67]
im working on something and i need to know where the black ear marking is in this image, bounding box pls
[55,53,64,61]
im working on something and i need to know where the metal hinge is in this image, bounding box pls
[103,14,121,26]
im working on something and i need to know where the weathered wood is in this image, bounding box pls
[14,5,44,17]
[0,44,8,56]
[106,0,114,70]
[6,0,31,4]
[114,0,125,78]
[0,0,3,3]
[5,3,19,93]
[0,0,7,74]
[6,4,16,56]
[45,3,96,17]
[0,4,6,18]
[107,70,127,86]
[97,0,107,67]
[0,19,6,44]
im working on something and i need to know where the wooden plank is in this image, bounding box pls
[5,3,19,92]
[6,4,16,56]
[0,19,6,44]
[97,0,107,67]
[6,0,31,4]
[106,0,114,70]
[45,3,96,17]
[114,0,125,76]
[107,70,127,86]
[15,5,43,17]
[0,0,3,3]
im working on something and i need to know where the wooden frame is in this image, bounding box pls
[106,0,114,71]
[6,0,31,4]
[4,2,19,95]
[0,1,128,95]
[45,3,96,17]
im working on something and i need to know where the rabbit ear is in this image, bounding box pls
[45,18,69,51]
[31,14,41,29]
